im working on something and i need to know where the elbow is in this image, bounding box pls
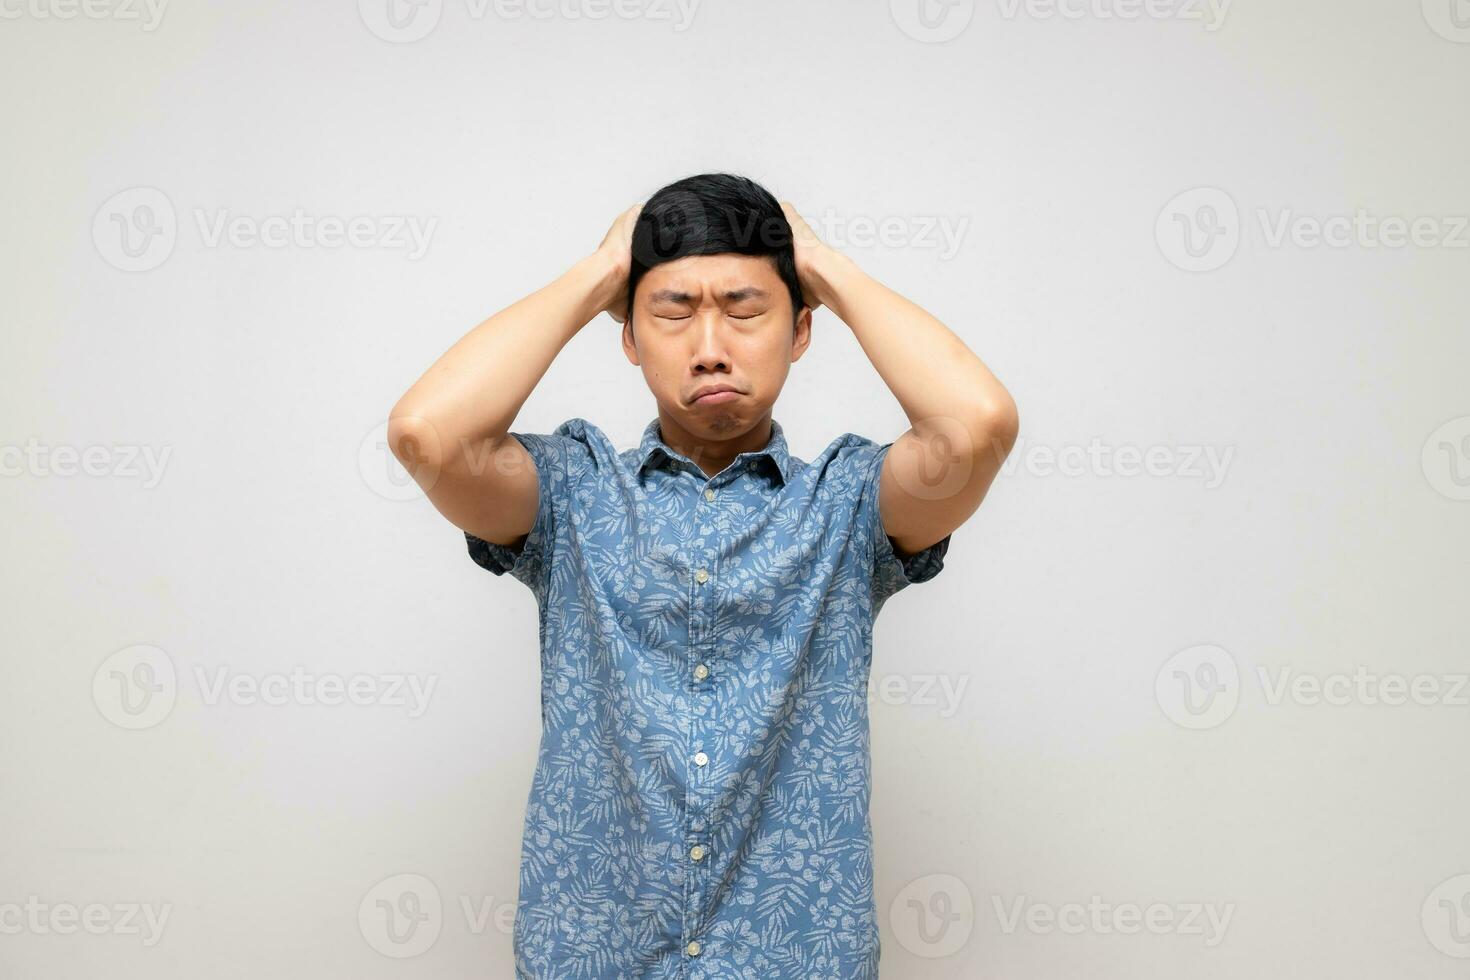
[973,392,1019,461]
[386,408,446,472]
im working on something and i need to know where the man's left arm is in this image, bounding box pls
[782,203,1020,558]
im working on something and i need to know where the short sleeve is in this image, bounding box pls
[464,419,597,594]
[855,439,951,607]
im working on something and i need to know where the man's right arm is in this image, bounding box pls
[387,204,640,548]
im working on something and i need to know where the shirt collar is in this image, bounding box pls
[637,415,795,486]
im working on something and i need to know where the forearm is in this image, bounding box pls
[810,249,1017,444]
[390,251,620,461]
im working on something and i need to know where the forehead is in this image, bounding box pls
[637,253,784,298]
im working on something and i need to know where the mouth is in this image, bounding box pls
[691,386,742,406]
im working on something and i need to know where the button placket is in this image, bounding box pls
[685,477,718,959]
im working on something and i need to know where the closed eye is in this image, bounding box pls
[652,311,762,321]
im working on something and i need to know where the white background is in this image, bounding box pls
[2,0,1469,976]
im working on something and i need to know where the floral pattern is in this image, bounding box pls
[465,416,950,978]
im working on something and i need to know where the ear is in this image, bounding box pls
[621,316,641,366]
[790,305,813,363]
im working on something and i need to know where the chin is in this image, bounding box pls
[703,413,745,433]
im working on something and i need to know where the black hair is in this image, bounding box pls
[627,173,804,332]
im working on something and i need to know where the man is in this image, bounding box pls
[388,173,1018,978]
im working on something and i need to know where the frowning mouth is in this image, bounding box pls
[691,385,742,405]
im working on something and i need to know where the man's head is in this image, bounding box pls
[621,173,812,442]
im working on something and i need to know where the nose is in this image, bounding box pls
[689,311,732,376]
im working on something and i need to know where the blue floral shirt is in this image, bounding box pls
[465,415,950,979]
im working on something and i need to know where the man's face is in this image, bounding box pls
[622,253,811,439]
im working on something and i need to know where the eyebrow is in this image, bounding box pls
[649,287,770,304]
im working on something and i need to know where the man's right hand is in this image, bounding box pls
[595,202,643,324]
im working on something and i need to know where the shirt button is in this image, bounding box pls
[690,844,706,861]
[686,940,702,956]
[694,568,709,584]
[693,663,709,681]
[694,751,708,766]
[703,488,715,502]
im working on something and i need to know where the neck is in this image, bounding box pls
[656,410,774,478]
